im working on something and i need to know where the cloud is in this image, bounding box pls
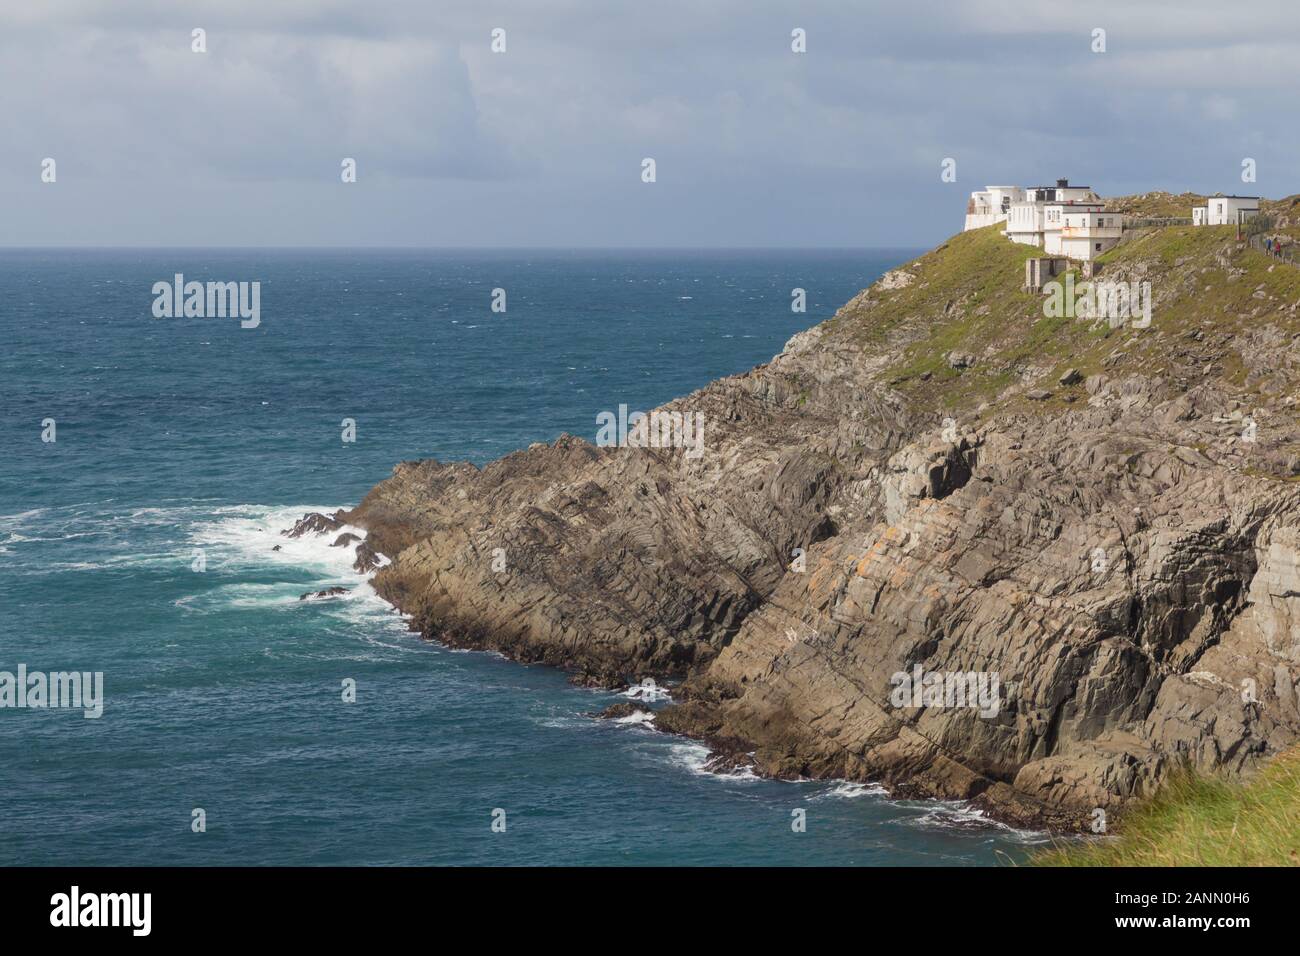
[1,0,1297,246]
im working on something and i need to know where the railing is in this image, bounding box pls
[1247,233,1300,266]
[1060,226,1123,238]
[1126,217,1192,228]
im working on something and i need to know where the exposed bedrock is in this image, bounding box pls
[298,232,1300,829]
[344,369,901,683]
[659,420,1300,828]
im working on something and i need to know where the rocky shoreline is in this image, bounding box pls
[283,216,1300,831]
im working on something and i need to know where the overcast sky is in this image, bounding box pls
[3,0,1297,248]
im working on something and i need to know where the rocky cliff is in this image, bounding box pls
[293,207,1300,830]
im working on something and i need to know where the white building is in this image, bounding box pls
[1044,202,1123,260]
[964,185,1024,231]
[964,176,1119,260]
[1006,199,1046,245]
[1026,179,1099,204]
[1193,195,1259,226]
[1001,178,1104,246]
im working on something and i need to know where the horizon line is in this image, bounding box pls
[0,243,933,253]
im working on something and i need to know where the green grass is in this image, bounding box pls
[820,205,1300,419]
[831,225,1074,409]
[1034,750,1300,866]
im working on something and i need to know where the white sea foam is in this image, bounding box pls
[907,801,1001,829]
[535,715,588,730]
[4,501,242,549]
[666,742,760,782]
[174,504,401,621]
[18,551,182,574]
[11,531,108,543]
[613,709,657,727]
[821,781,888,800]
[0,508,48,530]
[187,504,361,572]
[209,582,309,609]
[621,681,671,703]
[667,742,713,775]
[900,800,1049,842]
[1,501,395,619]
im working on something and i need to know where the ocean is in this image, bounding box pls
[0,248,1046,865]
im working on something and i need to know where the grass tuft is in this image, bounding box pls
[1034,750,1300,867]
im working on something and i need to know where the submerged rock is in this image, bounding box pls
[592,702,653,720]
[299,586,350,601]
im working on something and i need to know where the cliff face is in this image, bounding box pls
[312,216,1300,829]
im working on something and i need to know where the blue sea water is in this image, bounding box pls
[0,249,1044,865]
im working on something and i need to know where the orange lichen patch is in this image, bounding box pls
[855,524,911,577]
[807,557,841,600]
[888,556,921,592]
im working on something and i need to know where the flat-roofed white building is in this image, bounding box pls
[1024,178,1099,204]
[964,185,1025,231]
[1002,179,1103,246]
[966,176,1117,257]
[1006,199,1046,245]
[1045,203,1123,260]
[1044,201,1100,254]
[1196,195,1260,226]
[1192,206,1208,226]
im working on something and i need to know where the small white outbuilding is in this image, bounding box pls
[1196,195,1259,226]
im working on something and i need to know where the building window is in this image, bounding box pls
[1095,243,1102,251]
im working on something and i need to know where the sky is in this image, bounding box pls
[2,0,1298,248]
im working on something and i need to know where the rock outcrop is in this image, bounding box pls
[299,586,350,601]
[291,217,1300,829]
[283,511,346,538]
